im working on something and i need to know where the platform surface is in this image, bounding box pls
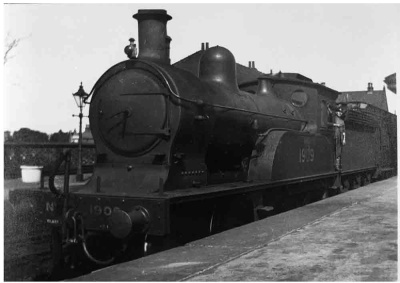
[75,177,397,281]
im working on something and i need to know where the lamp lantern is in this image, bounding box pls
[72,82,89,182]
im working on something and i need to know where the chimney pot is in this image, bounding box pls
[367,82,374,92]
[206,42,209,49]
[201,43,205,51]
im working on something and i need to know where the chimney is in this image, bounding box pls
[201,43,205,51]
[205,42,209,49]
[248,61,255,68]
[133,9,172,64]
[367,82,374,92]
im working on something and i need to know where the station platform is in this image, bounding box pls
[75,177,397,281]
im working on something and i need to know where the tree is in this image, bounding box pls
[49,130,71,143]
[12,128,49,143]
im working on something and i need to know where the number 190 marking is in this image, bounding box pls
[90,205,120,216]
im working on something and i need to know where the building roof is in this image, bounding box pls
[70,125,94,143]
[173,49,265,85]
[82,125,93,140]
[236,63,266,85]
[337,85,388,112]
[172,50,203,76]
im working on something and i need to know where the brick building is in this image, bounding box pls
[337,82,388,111]
[70,124,94,144]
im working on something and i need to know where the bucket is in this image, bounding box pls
[20,165,43,183]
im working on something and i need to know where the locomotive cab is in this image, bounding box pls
[239,73,340,134]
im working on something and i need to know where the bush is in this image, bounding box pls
[4,146,95,179]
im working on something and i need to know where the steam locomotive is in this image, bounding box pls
[9,9,397,274]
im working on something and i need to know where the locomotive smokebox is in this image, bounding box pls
[133,9,172,64]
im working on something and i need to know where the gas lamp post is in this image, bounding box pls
[72,82,89,182]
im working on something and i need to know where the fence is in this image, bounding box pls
[4,142,96,180]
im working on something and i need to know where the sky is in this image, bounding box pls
[3,3,400,134]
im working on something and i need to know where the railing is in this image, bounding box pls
[3,142,96,180]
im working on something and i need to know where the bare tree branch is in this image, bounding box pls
[4,33,21,65]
